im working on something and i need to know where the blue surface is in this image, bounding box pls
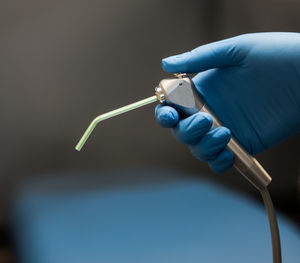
[12,177,300,263]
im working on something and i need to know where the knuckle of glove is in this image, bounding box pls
[189,127,231,161]
[208,148,234,174]
[172,112,212,145]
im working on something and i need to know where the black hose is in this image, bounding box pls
[260,188,282,263]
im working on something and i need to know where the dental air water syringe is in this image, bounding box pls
[75,73,281,263]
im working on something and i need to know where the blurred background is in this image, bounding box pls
[0,0,300,262]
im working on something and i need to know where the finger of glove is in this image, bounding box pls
[155,105,179,128]
[189,127,231,161]
[162,38,239,73]
[172,112,213,145]
[208,148,234,174]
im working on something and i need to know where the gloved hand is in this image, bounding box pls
[155,32,300,174]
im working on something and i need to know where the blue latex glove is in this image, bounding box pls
[155,32,300,174]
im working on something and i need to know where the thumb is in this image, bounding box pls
[162,38,241,73]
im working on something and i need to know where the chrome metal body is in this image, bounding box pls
[155,74,272,190]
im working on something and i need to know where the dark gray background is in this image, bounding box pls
[0,0,299,231]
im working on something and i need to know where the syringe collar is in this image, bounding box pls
[155,86,166,103]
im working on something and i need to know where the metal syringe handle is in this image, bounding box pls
[155,75,271,190]
[201,104,271,189]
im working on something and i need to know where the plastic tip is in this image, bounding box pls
[75,138,86,151]
[75,145,82,151]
